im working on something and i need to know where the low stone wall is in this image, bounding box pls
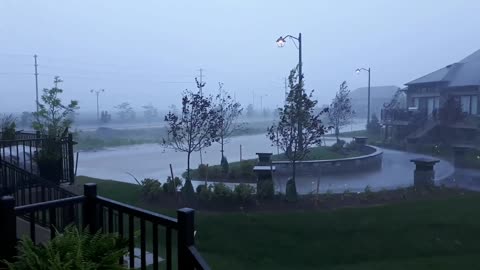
[272,145,383,176]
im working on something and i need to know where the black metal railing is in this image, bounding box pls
[0,159,76,205]
[0,133,75,184]
[0,183,211,270]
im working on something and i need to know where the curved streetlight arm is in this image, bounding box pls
[356,67,370,73]
[283,34,299,42]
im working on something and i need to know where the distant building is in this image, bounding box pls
[350,86,401,118]
[382,49,480,144]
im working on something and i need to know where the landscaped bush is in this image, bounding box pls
[285,178,297,202]
[221,156,229,174]
[330,139,346,153]
[182,179,195,202]
[3,226,128,270]
[198,185,213,202]
[234,183,256,203]
[163,176,183,193]
[213,183,234,202]
[140,178,162,201]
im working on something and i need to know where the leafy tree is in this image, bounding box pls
[328,81,354,142]
[143,104,158,123]
[115,102,135,121]
[162,79,221,186]
[215,82,243,160]
[267,68,328,188]
[100,110,111,123]
[1,114,16,140]
[32,76,79,138]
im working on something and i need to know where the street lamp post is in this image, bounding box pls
[356,68,371,124]
[276,33,304,148]
[90,89,105,121]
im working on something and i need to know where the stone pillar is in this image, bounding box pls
[410,158,439,188]
[453,146,468,168]
[253,153,275,198]
[353,137,368,145]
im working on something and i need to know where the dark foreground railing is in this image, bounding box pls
[0,183,211,270]
[0,159,76,205]
[0,132,75,184]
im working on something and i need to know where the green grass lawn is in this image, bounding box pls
[76,176,480,270]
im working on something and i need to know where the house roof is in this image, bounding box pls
[406,49,480,87]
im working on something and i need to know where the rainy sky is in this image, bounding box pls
[1,0,480,113]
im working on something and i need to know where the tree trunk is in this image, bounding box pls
[292,159,296,183]
[220,135,224,160]
[335,126,340,142]
[187,151,191,181]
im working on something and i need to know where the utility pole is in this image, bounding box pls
[197,68,205,164]
[90,89,105,121]
[34,55,39,114]
[198,68,204,95]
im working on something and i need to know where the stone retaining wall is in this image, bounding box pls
[272,145,383,176]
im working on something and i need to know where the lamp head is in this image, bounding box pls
[355,69,361,75]
[276,36,286,47]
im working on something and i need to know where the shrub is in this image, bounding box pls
[221,156,229,174]
[257,179,274,199]
[3,226,128,270]
[198,185,213,201]
[285,178,297,202]
[197,164,208,179]
[140,178,162,201]
[234,183,255,203]
[330,139,346,153]
[213,183,234,201]
[182,179,195,202]
[0,114,16,140]
[163,176,183,194]
[196,184,207,194]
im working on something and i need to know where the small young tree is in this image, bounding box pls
[100,111,112,123]
[328,81,355,142]
[1,114,16,140]
[32,76,79,138]
[32,76,79,183]
[215,82,243,162]
[268,69,328,189]
[162,80,221,189]
[115,102,135,121]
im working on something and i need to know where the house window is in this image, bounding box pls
[472,96,478,115]
[459,95,479,115]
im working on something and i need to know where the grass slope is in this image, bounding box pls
[76,176,480,270]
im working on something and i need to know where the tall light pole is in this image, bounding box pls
[276,32,303,149]
[90,89,105,121]
[356,68,371,124]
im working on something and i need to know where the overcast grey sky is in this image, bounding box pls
[1,0,480,113]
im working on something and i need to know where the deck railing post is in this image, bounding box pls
[0,196,17,263]
[67,133,75,184]
[177,208,195,270]
[83,183,98,233]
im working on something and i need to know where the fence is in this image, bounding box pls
[0,132,75,184]
[0,183,210,270]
